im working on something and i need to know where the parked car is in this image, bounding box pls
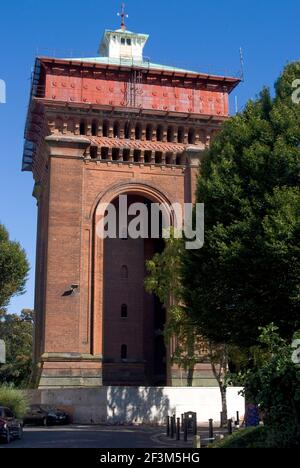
[23,405,70,427]
[0,407,23,444]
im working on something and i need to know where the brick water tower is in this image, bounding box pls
[23,8,239,389]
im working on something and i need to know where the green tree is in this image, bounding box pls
[0,309,34,388]
[145,233,197,383]
[145,232,230,424]
[183,62,300,348]
[0,224,29,310]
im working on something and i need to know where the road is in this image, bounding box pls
[0,425,175,449]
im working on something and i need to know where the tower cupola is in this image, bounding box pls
[98,3,149,61]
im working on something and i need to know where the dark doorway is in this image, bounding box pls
[102,195,167,386]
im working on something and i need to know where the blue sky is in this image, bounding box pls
[0,0,299,314]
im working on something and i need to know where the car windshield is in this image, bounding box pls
[41,406,58,412]
[30,405,44,411]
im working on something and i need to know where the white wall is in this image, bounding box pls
[29,387,245,426]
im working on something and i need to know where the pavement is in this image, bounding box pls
[0,425,188,449]
[0,425,228,449]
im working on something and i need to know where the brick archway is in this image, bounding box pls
[90,179,176,220]
[92,182,174,385]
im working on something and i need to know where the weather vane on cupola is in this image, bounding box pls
[117,3,129,31]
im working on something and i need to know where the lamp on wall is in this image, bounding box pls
[62,284,79,297]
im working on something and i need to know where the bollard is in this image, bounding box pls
[166,416,170,437]
[184,417,188,442]
[193,414,198,436]
[181,414,184,432]
[228,418,233,435]
[177,418,181,441]
[193,435,201,449]
[209,419,214,441]
[236,411,240,428]
[170,415,175,439]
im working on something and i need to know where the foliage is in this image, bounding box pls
[145,232,197,373]
[210,424,300,449]
[145,232,230,422]
[145,230,184,307]
[0,309,34,388]
[241,325,300,442]
[0,224,29,310]
[183,62,300,348]
[0,385,29,418]
[209,427,268,448]
[228,325,300,448]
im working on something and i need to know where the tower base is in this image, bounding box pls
[38,354,103,389]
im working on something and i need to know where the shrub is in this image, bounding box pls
[242,326,300,447]
[209,427,268,448]
[264,422,300,448]
[210,425,300,449]
[0,386,29,418]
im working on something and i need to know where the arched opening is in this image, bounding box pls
[101,147,109,160]
[167,126,174,143]
[156,125,164,142]
[121,304,128,318]
[144,151,152,164]
[134,150,141,163]
[166,153,173,165]
[80,120,86,136]
[124,121,131,139]
[146,124,153,141]
[178,127,185,143]
[121,265,128,279]
[113,122,120,138]
[103,120,109,137]
[91,120,98,137]
[102,193,168,386]
[121,345,128,361]
[90,146,98,159]
[112,148,120,161]
[188,128,196,144]
[176,154,182,166]
[135,123,142,140]
[123,149,130,162]
[155,152,162,164]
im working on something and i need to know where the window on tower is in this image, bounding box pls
[121,265,128,279]
[103,120,109,137]
[121,345,128,361]
[90,146,98,159]
[91,120,98,137]
[121,304,128,318]
[135,123,142,140]
[80,120,86,135]
[127,39,132,46]
[121,38,126,45]
[188,128,196,144]
[178,127,185,143]
[146,124,153,141]
[167,126,174,143]
[113,122,120,138]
